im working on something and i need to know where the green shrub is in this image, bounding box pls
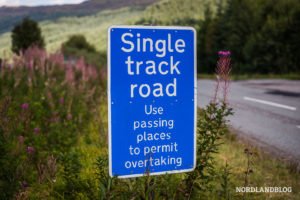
[62,35,95,53]
[62,34,106,69]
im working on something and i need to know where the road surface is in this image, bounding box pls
[197,79,300,163]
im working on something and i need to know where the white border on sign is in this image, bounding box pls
[107,25,197,178]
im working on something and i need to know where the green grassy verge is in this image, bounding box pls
[213,133,300,199]
[72,105,300,199]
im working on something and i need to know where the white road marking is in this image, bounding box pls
[243,96,297,111]
[297,125,300,129]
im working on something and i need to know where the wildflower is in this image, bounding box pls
[21,103,29,110]
[34,127,40,135]
[59,97,64,105]
[65,64,74,84]
[26,146,35,154]
[67,113,72,120]
[213,50,232,103]
[218,50,231,57]
[21,181,29,189]
[50,116,60,123]
[18,136,25,144]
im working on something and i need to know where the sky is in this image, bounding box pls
[0,0,87,7]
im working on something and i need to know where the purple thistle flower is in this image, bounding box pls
[34,127,40,135]
[21,103,29,110]
[26,146,35,154]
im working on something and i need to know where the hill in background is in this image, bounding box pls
[0,0,211,58]
[0,0,157,34]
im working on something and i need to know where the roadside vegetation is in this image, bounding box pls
[1,48,299,198]
[1,33,299,198]
[0,0,299,198]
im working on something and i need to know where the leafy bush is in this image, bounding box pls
[62,34,107,69]
[62,35,96,53]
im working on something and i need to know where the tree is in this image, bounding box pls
[11,17,45,54]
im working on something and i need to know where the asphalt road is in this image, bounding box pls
[197,79,300,163]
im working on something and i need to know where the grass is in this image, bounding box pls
[214,133,300,199]
[77,100,108,179]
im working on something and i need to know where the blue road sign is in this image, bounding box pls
[108,26,196,178]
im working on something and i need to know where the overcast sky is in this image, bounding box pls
[0,0,87,7]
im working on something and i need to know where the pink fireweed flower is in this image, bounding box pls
[67,113,72,120]
[213,50,232,103]
[59,97,64,105]
[65,63,74,84]
[87,65,98,80]
[34,127,40,135]
[21,103,29,110]
[49,51,65,67]
[18,135,25,144]
[218,50,231,57]
[26,146,35,154]
[76,56,85,72]
[24,46,47,67]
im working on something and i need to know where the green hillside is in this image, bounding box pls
[0,7,143,58]
[0,0,212,58]
[0,0,157,33]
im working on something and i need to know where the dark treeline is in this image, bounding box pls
[198,0,300,74]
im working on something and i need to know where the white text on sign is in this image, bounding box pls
[121,33,186,98]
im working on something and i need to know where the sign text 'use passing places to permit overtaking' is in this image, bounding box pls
[108,26,196,178]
